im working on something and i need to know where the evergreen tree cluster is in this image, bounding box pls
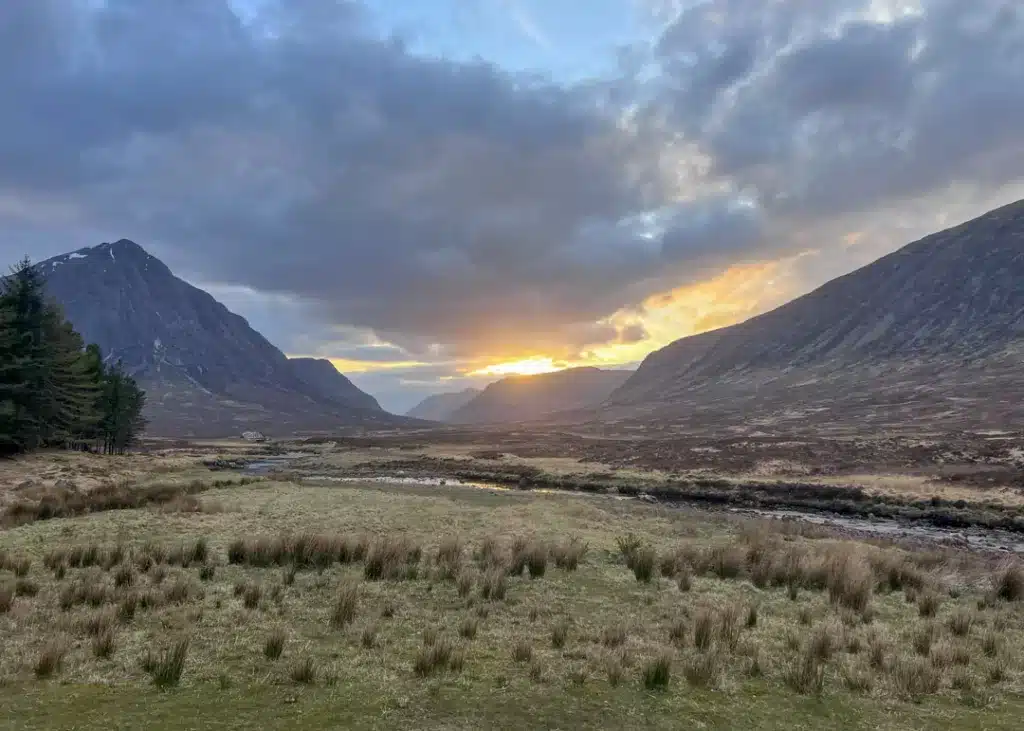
[0,258,146,456]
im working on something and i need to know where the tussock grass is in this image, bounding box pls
[668,617,688,646]
[841,661,875,694]
[460,616,479,640]
[414,635,456,677]
[361,624,379,649]
[264,629,286,660]
[92,629,116,659]
[551,619,570,649]
[479,570,507,601]
[198,564,216,582]
[434,536,464,580]
[525,541,549,579]
[290,656,317,685]
[15,578,39,597]
[913,622,940,657]
[982,628,1003,658]
[164,577,195,605]
[785,648,826,695]
[330,582,359,628]
[693,608,715,651]
[113,564,135,589]
[948,608,976,637]
[456,571,474,598]
[642,652,672,690]
[677,566,692,592]
[365,535,421,581]
[241,582,263,610]
[34,639,68,679]
[630,545,656,583]
[826,552,874,613]
[995,563,1024,602]
[145,638,190,689]
[891,656,940,701]
[602,622,627,648]
[551,536,587,571]
[930,640,971,669]
[683,651,722,688]
[0,583,13,613]
[917,592,941,618]
[512,639,533,663]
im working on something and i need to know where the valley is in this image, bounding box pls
[3,435,1024,730]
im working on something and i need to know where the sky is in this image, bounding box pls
[1,0,1023,413]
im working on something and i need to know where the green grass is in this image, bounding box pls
[2,466,1024,730]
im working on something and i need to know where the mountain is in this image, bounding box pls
[406,388,481,422]
[288,357,381,412]
[450,368,633,425]
[603,199,1024,433]
[36,239,402,437]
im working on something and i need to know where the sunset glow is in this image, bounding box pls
[470,357,567,377]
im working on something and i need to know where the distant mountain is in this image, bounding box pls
[289,357,381,412]
[406,388,481,422]
[37,239,404,437]
[450,367,632,425]
[604,199,1024,433]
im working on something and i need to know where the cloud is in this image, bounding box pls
[648,0,1024,220]
[0,0,1022,394]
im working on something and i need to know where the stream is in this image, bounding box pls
[243,459,1024,554]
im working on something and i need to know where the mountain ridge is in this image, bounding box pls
[602,199,1024,433]
[36,239,405,437]
[450,367,632,425]
[406,388,482,422]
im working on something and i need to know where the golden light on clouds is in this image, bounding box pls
[577,259,798,366]
[293,257,804,382]
[470,356,566,377]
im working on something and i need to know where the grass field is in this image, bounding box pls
[2,453,1024,730]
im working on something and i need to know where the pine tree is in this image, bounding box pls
[0,258,50,452]
[0,257,147,456]
[100,362,147,454]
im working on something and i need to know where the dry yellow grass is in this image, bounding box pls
[2,452,1024,730]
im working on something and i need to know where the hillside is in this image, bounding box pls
[37,239,402,437]
[289,357,382,412]
[603,199,1024,433]
[406,388,481,422]
[450,367,632,425]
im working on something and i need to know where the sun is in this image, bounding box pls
[470,356,565,377]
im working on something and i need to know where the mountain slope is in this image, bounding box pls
[37,239,399,436]
[288,357,381,412]
[406,388,481,422]
[604,199,1024,433]
[450,368,632,425]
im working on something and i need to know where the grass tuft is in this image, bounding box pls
[995,563,1024,602]
[34,640,68,679]
[551,619,570,649]
[641,652,672,690]
[264,628,286,660]
[290,656,317,685]
[551,536,587,571]
[92,629,116,659]
[890,656,940,702]
[511,638,533,663]
[460,616,479,640]
[145,638,190,689]
[330,581,359,628]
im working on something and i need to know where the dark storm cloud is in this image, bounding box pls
[1,0,746,357]
[649,0,1024,219]
[0,0,1022,364]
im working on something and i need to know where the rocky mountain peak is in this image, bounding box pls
[36,240,402,436]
